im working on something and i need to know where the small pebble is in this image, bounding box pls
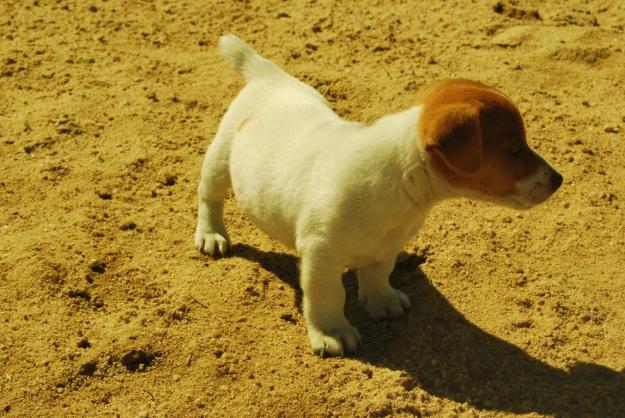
[162,175,176,186]
[77,338,91,349]
[604,126,620,134]
[120,220,137,231]
[89,260,106,274]
[92,296,104,308]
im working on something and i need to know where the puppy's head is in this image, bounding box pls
[418,79,562,209]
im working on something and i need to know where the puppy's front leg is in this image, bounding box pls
[300,254,360,356]
[358,257,411,320]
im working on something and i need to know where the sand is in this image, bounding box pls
[1,0,624,416]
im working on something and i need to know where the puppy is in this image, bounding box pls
[195,35,562,356]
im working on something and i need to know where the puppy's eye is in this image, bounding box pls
[509,144,522,158]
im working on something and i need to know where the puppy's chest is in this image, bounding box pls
[347,211,428,267]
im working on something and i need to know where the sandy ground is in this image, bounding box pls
[1,0,625,417]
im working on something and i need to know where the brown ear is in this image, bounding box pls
[424,104,482,176]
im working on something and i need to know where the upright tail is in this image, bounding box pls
[219,34,282,82]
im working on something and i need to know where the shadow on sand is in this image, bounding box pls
[231,243,625,418]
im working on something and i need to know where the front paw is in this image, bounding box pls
[359,288,411,320]
[194,227,231,256]
[307,322,361,357]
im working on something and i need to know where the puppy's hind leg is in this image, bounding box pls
[195,125,233,256]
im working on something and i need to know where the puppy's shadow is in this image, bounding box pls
[231,243,625,418]
[231,243,303,308]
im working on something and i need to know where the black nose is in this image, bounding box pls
[551,172,563,190]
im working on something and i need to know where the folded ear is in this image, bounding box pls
[423,104,482,176]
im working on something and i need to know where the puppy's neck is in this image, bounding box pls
[384,106,452,206]
[421,159,456,202]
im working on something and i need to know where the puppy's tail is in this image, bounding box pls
[219,34,282,82]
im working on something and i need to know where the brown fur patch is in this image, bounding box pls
[417,79,540,197]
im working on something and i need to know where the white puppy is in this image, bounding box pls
[195,35,562,356]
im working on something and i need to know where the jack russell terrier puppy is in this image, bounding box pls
[195,35,563,356]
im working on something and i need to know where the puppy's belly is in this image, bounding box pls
[229,151,303,250]
[234,192,298,249]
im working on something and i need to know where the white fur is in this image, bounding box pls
[514,153,560,208]
[195,35,545,356]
